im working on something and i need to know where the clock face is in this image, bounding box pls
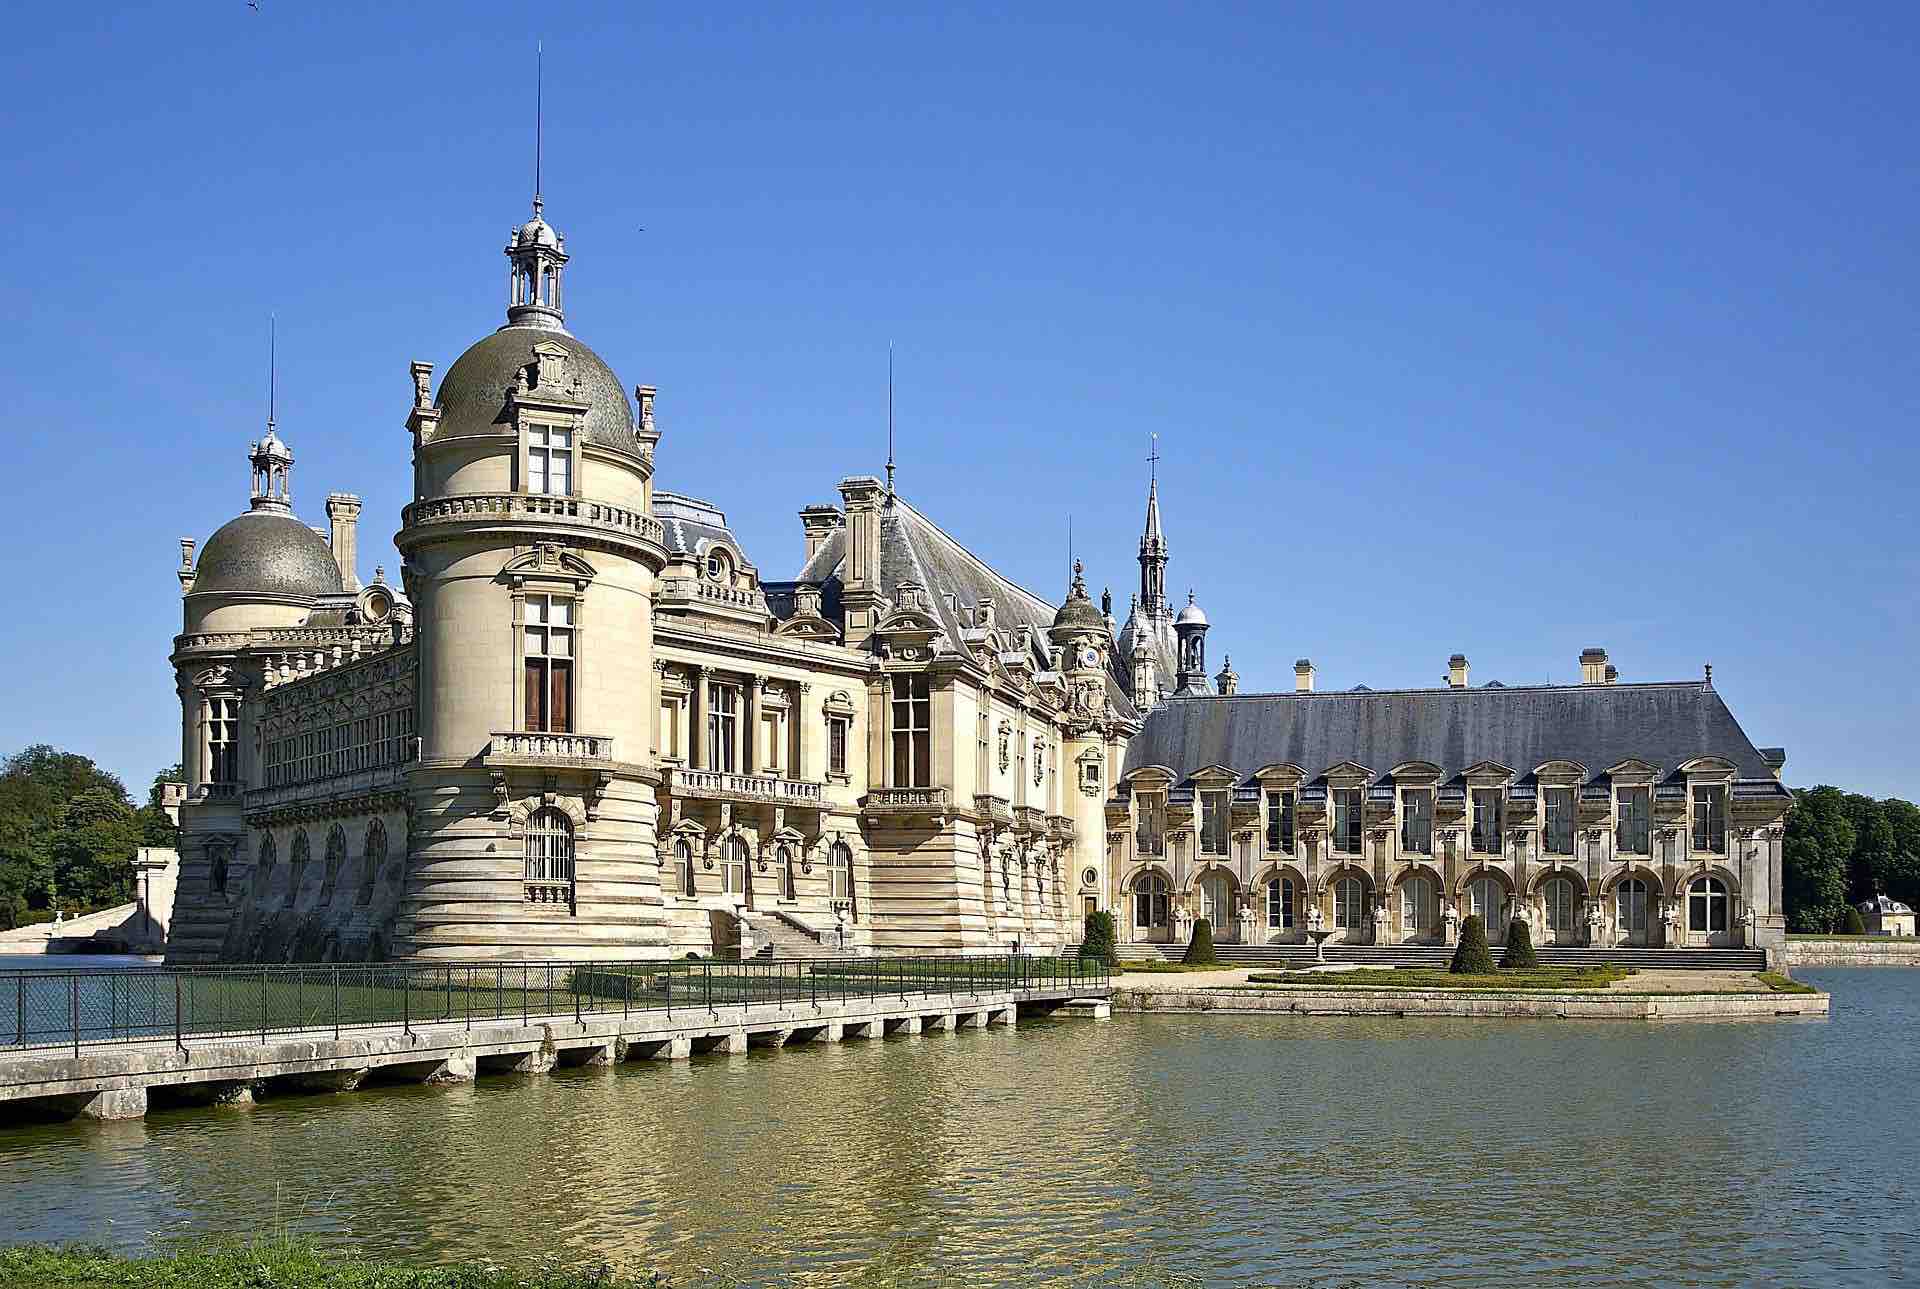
[1079,646,1099,668]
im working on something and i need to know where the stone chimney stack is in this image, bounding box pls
[1215,656,1239,695]
[1580,647,1610,685]
[837,476,886,639]
[799,505,844,567]
[325,493,362,592]
[177,537,196,594]
[1295,659,1315,693]
[1448,654,1470,689]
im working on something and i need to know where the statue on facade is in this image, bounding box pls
[1371,899,1390,945]
[1443,900,1461,945]
[1585,899,1605,947]
[1306,902,1325,934]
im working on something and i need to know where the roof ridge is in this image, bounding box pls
[1168,680,1717,699]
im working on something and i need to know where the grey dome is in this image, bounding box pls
[433,325,637,456]
[192,511,342,598]
[1175,598,1208,627]
[1053,595,1104,633]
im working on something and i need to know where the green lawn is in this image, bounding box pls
[0,1242,709,1288]
[1115,960,1239,974]
[1237,966,1634,992]
[1757,971,1818,994]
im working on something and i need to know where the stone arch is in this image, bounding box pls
[1316,860,1373,898]
[358,819,388,905]
[1527,865,1591,898]
[1182,861,1242,897]
[1674,863,1741,900]
[1451,860,1515,900]
[1601,863,1667,899]
[287,829,310,909]
[1253,860,1307,893]
[1394,861,1446,892]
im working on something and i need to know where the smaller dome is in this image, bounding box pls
[512,214,562,250]
[1175,590,1208,627]
[191,511,342,599]
[1051,560,1104,634]
[250,426,293,463]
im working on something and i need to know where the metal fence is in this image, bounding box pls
[0,954,1109,1055]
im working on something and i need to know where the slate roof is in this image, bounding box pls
[191,510,343,599]
[431,325,640,458]
[655,491,750,562]
[1122,681,1785,792]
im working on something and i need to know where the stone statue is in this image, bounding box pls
[1443,901,1461,945]
[1306,902,1325,934]
[1585,899,1605,946]
[1371,900,1390,945]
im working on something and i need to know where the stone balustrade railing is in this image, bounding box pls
[864,787,952,813]
[669,766,823,806]
[489,731,616,763]
[402,493,665,549]
[658,577,769,613]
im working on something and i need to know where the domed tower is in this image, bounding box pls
[392,183,670,960]
[1173,591,1212,696]
[1051,561,1119,919]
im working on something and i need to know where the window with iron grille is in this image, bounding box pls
[524,808,574,885]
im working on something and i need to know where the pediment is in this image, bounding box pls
[502,543,596,588]
[1252,762,1307,784]
[1189,764,1239,786]
[1461,760,1515,782]
[1677,755,1737,777]
[1123,765,1176,788]
[1389,760,1443,781]
[1606,758,1660,779]
[1532,759,1587,783]
[1321,760,1374,783]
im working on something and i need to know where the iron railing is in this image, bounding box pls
[0,954,1109,1056]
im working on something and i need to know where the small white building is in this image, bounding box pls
[1857,894,1916,937]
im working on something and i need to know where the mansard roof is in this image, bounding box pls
[1122,681,1782,791]
[656,491,750,562]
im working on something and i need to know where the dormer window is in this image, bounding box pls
[1544,788,1576,856]
[1265,790,1295,853]
[1333,788,1363,854]
[1136,791,1167,856]
[706,549,732,583]
[1617,787,1651,855]
[527,424,574,496]
[1691,785,1728,854]
[1471,789,1505,855]
[1401,789,1433,855]
[1200,790,1230,856]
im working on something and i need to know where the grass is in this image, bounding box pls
[1757,971,1819,994]
[1786,934,1917,941]
[0,1240,724,1288]
[1115,960,1237,974]
[1237,966,1635,992]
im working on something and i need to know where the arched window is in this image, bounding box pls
[287,830,310,909]
[1543,877,1578,934]
[779,845,796,902]
[256,833,276,883]
[358,819,387,905]
[1688,877,1728,933]
[1333,877,1364,929]
[1199,871,1232,926]
[208,841,230,897]
[321,824,347,904]
[674,838,695,897]
[722,836,749,897]
[1468,875,1506,932]
[524,808,574,898]
[1266,876,1294,930]
[1134,872,1170,929]
[1400,876,1436,935]
[1617,878,1649,934]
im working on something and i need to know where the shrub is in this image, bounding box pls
[1843,906,1868,935]
[1501,917,1539,969]
[1182,917,1219,966]
[1080,909,1118,968]
[1450,914,1494,974]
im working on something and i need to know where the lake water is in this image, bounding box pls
[0,964,1913,1287]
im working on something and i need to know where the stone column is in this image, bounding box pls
[742,677,757,775]
[687,664,704,769]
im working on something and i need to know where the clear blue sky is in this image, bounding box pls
[1,3,1914,799]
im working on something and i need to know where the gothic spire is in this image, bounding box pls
[1138,432,1169,615]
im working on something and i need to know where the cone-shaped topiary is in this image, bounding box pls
[1501,917,1539,969]
[1183,917,1219,966]
[1080,910,1118,968]
[1843,906,1868,936]
[1450,914,1494,974]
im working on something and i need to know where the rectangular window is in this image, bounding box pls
[1137,792,1166,856]
[522,595,574,733]
[1544,788,1575,856]
[1266,791,1295,853]
[761,710,784,775]
[890,674,930,787]
[1617,787,1651,856]
[828,717,849,777]
[707,683,738,773]
[1692,785,1728,853]
[1401,789,1433,855]
[208,698,239,783]
[1471,788,1505,855]
[1200,790,1230,855]
[1333,788,1363,854]
[527,425,573,496]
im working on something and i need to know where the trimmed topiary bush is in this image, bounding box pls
[1501,917,1539,969]
[1843,906,1868,935]
[1080,910,1118,968]
[1183,917,1219,966]
[1450,914,1494,974]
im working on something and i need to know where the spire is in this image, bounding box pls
[1138,431,1169,615]
[504,42,569,332]
[248,315,294,514]
[884,343,896,506]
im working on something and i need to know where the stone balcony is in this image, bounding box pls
[667,766,824,810]
[486,731,618,769]
[401,493,665,555]
[861,786,952,828]
[1047,814,1076,843]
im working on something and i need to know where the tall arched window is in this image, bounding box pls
[1617,878,1649,937]
[358,819,387,905]
[524,808,574,902]
[1266,876,1294,930]
[1688,876,1728,934]
[779,845,796,902]
[321,824,347,904]
[1400,876,1436,935]
[256,833,276,884]
[1468,875,1506,934]
[674,838,695,897]
[287,830,310,909]
[1332,877,1364,930]
[1134,872,1170,930]
[722,836,748,897]
[830,841,855,921]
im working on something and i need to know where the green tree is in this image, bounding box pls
[1450,915,1494,974]
[134,763,184,850]
[48,786,141,911]
[1182,917,1219,966]
[1784,787,1855,932]
[1500,917,1539,969]
[0,744,137,920]
[1079,909,1117,968]
[1843,906,1868,935]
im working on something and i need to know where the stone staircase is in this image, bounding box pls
[746,908,846,960]
[1117,943,1769,972]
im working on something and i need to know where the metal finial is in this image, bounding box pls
[885,343,895,506]
[267,313,277,429]
[534,41,544,216]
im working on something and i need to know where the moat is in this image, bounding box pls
[1,965,1913,1287]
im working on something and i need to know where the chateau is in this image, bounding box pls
[164,187,1795,966]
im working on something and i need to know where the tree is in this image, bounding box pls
[48,786,141,911]
[1079,909,1117,968]
[0,744,139,920]
[1843,906,1868,936]
[1784,787,1855,932]
[1182,917,1219,966]
[1501,917,1539,969]
[1450,915,1493,974]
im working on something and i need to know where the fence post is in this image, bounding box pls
[333,967,340,1041]
[70,975,79,1057]
[703,960,711,1014]
[174,974,184,1051]
[260,966,268,1043]
[447,967,454,1025]
[403,969,411,1036]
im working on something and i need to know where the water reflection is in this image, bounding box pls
[0,970,1911,1286]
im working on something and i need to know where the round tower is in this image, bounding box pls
[392,188,670,960]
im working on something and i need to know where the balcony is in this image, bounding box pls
[667,766,823,809]
[486,731,617,768]
[190,782,244,804]
[1014,805,1048,836]
[401,493,665,555]
[861,786,951,827]
[1047,814,1076,843]
[973,793,1014,830]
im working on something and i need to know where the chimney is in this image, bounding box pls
[1448,654,1469,689]
[177,537,196,594]
[1215,655,1239,695]
[836,476,885,637]
[1295,659,1315,692]
[325,493,362,592]
[799,505,844,567]
[1580,647,1609,685]
[1604,664,1618,684]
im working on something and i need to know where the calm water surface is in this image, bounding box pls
[0,965,1913,1287]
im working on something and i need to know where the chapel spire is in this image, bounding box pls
[1138,432,1169,616]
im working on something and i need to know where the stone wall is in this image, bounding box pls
[1785,937,1920,967]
